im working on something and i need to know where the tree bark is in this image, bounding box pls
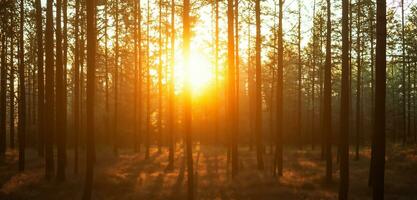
[35,0,44,157]
[18,0,25,172]
[274,0,283,176]
[56,0,67,180]
[82,0,96,198]
[255,0,264,171]
[339,0,350,198]
[45,0,55,179]
[372,0,386,198]
[324,0,332,184]
[183,1,194,199]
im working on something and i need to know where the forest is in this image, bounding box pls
[0,0,417,199]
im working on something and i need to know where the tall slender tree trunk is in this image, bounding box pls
[297,0,302,147]
[157,0,163,153]
[274,0,283,176]
[183,1,194,199]
[234,0,240,156]
[138,0,142,153]
[227,0,238,178]
[401,0,406,144]
[145,0,150,160]
[372,0,386,198]
[324,0,332,183]
[214,0,219,145]
[56,0,66,180]
[339,0,350,198]
[113,0,119,155]
[133,0,139,152]
[168,0,175,169]
[104,0,109,145]
[247,1,254,151]
[9,34,15,150]
[82,0,96,197]
[368,0,375,187]
[311,0,317,150]
[355,0,362,161]
[35,0,44,157]
[18,0,26,172]
[255,0,264,171]
[0,20,6,156]
[45,0,55,179]
[73,0,80,174]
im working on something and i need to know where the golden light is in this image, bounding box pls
[174,50,213,95]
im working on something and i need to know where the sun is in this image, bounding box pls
[174,50,214,96]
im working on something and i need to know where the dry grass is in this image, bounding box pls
[0,143,416,199]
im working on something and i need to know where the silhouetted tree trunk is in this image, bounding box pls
[234,0,240,157]
[368,0,375,187]
[339,0,350,198]
[311,0,317,150]
[104,0,109,144]
[255,0,264,171]
[56,0,67,180]
[73,0,80,174]
[133,0,139,152]
[82,0,96,198]
[35,0,44,157]
[145,0,150,160]
[138,0,142,153]
[157,0,163,153]
[45,0,55,179]
[372,0,386,198]
[297,0,302,147]
[324,0,332,183]
[18,0,25,172]
[113,0,119,155]
[273,0,283,176]
[168,0,175,169]
[9,33,15,150]
[183,1,194,199]
[247,1,254,151]
[214,0,219,145]
[227,0,238,178]
[0,19,6,156]
[401,0,406,144]
[355,0,362,161]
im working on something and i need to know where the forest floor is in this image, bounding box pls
[0,143,416,200]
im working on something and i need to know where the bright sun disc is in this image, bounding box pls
[174,51,213,95]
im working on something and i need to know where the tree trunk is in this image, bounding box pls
[82,0,96,198]
[18,0,26,172]
[56,0,66,180]
[297,0,302,147]
[9,33,15,150]
[274,0,283,176]
[35,0,44,157]
[183,1,194,199]
[113,0,119,156]
[255,0,264,171]
[355,0,362,161]
[227,0,238,178]
[168,0,175,169]
[372,0,386,198]
[133,0,139,152]
[339,0,350,198]
[324,0,332,183]
[73,0,80,174]
[145,0,150,160]
[104,0,109,145]
[45,0,55,179]
[157,0,163,153]
[0,20,6,156]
